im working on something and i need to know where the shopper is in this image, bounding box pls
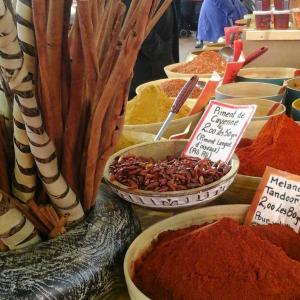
[197,0,246,43]
[124,1,179,99]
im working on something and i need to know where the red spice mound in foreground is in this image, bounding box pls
[236,114,300,177]
[134,218,300,300]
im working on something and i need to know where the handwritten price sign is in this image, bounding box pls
[183,100,256,163]
[245,167,300,232]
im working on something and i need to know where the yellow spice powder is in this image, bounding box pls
[125,86,190,125]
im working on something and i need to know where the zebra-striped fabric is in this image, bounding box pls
[0,2,84,222]
[16,0,35,76]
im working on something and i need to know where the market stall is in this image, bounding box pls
[2,0,300,299]
[111,0,300,298]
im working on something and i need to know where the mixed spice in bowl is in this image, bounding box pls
[164,51,226,78]
[104,140,239,210]
[136,78,204,100]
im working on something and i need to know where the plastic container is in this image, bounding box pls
[253,11,272,29]
[274,0,289,10]
[256,0,271,10]
[273,10,290,29]
[292,8,300,28]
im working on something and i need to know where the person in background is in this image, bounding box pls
[124,1,179,99]
[197,0,246,43]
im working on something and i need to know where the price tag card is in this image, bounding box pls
[245,167,300,233]
[183,100,256,163]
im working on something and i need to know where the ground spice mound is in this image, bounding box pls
[125,86,190,125]
[236,115,300,177]
[250,224,300,262]
[134,218,300,300]
[160,79,202,98]
[172,51,226,74]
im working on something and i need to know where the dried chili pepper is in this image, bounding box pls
[109,155,231,192]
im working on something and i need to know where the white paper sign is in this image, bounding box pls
[245,167,300,233]
[183,100,256,163]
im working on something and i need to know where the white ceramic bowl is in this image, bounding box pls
[215,82,285,102]
[104,140,239,210]
[135,78,209,101]
[237,67,296,85]
[124,204,249,300]
[219,98,286,120]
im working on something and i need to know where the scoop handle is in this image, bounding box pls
[171,75,199,113]
[244,47,268,66]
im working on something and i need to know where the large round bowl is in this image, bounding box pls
[219,98,286,120]
[104,140,239,210]
[135,78,209,101]
[237,67,296,86]
[164,62,217,79]
[286,77,300,115]
[124,111,201,138]
[124,204,249,300]
[215,82,285,102]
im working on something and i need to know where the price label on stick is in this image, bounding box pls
[183,100,256,163]
[245,167,300,233]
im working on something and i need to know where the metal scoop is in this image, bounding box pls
[219,32,235,62]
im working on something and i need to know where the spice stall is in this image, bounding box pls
[113,0,300,298]
[2,0,300,299]
[0,0,170,299]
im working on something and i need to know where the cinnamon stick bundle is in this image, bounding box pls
[0,0,174,242]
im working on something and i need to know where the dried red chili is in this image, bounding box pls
[109,155,230,192]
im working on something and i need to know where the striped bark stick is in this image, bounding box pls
[0,192,41,250]
[12,101,36,201]
[0,1,84,223]
[16,0,35,76]
[0,116,10,193]
[10,0,37,202]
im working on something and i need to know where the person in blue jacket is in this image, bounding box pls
[197,0,247,43]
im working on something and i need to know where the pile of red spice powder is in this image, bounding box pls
[134,218,300,300]
[236,115,300,177]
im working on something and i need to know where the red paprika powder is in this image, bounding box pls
[236,115,300,177]
[134,218,300,300]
